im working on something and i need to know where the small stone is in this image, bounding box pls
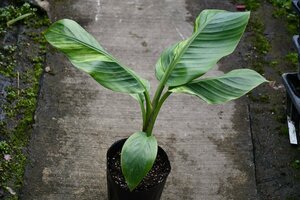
[45,66,51,72]
[4,154,11,161]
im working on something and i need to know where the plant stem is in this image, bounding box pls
[152,81,165,109]
[143,91,152,130]
[140,94,146,129]
[145,36,191,135]
[145,91,171,136]
[145,74,168,133]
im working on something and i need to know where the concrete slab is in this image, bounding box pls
[22,0,257,199]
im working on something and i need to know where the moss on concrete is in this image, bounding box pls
[0,2,49,199]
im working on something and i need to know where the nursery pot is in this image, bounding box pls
[282,73,300,144]
[106,138,171,200]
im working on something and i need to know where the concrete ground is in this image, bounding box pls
[22,0,257,199]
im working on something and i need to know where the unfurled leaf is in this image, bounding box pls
[156,10,250,86]
[170,69,267,104]
[45,19,146,94]
[121,132,157,191]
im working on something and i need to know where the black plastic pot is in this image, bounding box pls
[292,35,300,80]
[292,0,300,15]
[106,139,171,200]
[282,73,300,114]
[292,0,300,14]
[282,73,300,144]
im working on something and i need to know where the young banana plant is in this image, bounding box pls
[45,9,267,191]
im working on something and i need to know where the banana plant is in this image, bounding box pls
[44,9,267,191]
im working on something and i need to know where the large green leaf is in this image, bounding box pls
[156,10,250,86]
[44,19,146,94]
[170,69,267,104]
[121,132,158,191]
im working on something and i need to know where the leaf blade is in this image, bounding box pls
[121,132,158,191]
[156,10,250,86]
[170,69,267,104]
[45,19,146,94]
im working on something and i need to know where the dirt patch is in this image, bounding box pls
[248,3,300,199]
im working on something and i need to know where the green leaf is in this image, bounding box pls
[156,10,250,86]
[44,19,146,94]
[170,69,267,104]
[121,132,158,191]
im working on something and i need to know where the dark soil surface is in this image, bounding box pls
[108,143,171,192]
[185,0,300,199]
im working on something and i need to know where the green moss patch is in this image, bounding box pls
[0,2,49,199]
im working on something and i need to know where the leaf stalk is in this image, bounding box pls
[144,91,171,136]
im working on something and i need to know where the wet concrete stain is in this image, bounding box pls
[207,113,257,199]
[163,133,195,199]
